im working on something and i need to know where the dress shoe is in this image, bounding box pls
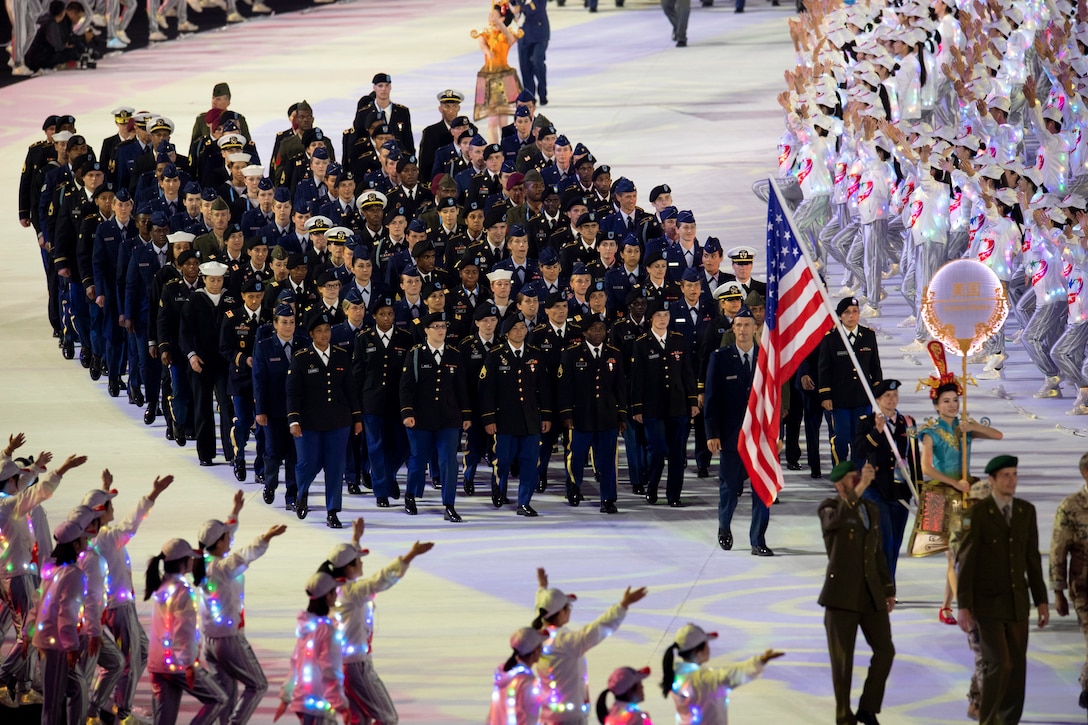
[697,467,710,478]
[404,495,417,515]
[224,452,234,464]
[751,545,775,557]
[443,506,463,522]
[361,471,373,489]
[233,458,246,482]
[566,492,580,507]
[347,483,362,495]
[108,378,121,397]
[165,426,174,441]
[375,497,390,508]
[491,483,502,508]
[855,710,880,725]
[539,96,548,106]
[517,504,538,517]
[463,479,476,496]
[254,473,265,485]
[600,501,618,514]
[286,499,296,512]
[669,500,685,508]
[786,461,803,471]
[431,477,441,490]
[632,483,645,495]
[500,496,512,505]
[676,39,687,46]
[199,459,214,467]
[536,476,547,493]
[810,471,822,479]
[130,389,145,407]
[296,496,309,520]
[1078,690,1088,709]
[262,485,275,505]
[392,485,401,500]
[174,423,186,446]
[89,356,102,380]
[326,512,343,529]
[80,348,91,368]
[645,493,658,504]
[62,339,75,360]
[718,528,733,550]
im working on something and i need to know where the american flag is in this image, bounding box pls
[739,186,834,505]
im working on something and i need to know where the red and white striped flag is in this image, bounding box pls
[739,186,834,505]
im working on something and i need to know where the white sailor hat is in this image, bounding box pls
[227,152,252,165]
[199,261,230,277]
[241,164,264,177]
[52,130,74,144]
[167,231,196,244]
[486,269,514,284]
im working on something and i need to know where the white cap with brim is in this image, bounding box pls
[674,622,718,652]
[52,131,74,144]
[67,505,99,531]
[199,261,230,277]
[326,543,370,569]
[535,587,577,618]
[607,666,651,695]
[510,627,548,656]
[161,538,199,562]
[80,488,118,510]
[0,459,22,481]
[54,520,86,545]
[198,519,231,549]
[306,571,339,599]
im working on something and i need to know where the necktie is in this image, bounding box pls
[284,341,292,359]
[411,306,420,319]
[626,216,634,233]
[690,308,698,326]
[592,347,599,360]
[516,267,525,284]
[743,352,751,375]
[685,249,693,267]
[515,349,522,360]
[1003,503,1011,524]
[468,292,476,306]
[629,273,637,285]
[362,288,370,307]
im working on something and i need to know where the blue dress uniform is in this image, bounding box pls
[610,289,649,493]
[330,290,371,495]
[399,312,472,521]
[286,314,361,528]
[93,209,137,396]
[252,311,308,510]
[511,0,549,102]
[851,380,917,582]
[630,311,697,506]
[704,332,770,552]
[530,300,583,490]
[671,276,717,477]
[156,264,200,442]
[557,329,627,510]
[124,216,168,423]
[816,299,882,466]
[458,307,501,495]
[351,306,412,506]
[479,327,552,514]
[219,280,267,484]
[180,274,236,465]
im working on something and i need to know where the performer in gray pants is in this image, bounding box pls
[660,0,690,45]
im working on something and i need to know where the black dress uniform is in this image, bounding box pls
[630,329,697,505]
[19,138,53,224]
[351,323,413,505]
[253,326,309,510]
[818,477,896,725]
[418,121,453,187]
[671,294,716,477]
[219,300,265,482]
[479,340,552,512]
[557,339,627,509]
[286,335,360,526]
[179,289,234,465]
[157,275,200,441]
[610,312,649,493]
[531,319,583,489]
[816,322,882,465]
[459,330,499,494]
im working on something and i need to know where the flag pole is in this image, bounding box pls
[768,179,916,493]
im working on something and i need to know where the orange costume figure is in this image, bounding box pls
[471,4,524,138]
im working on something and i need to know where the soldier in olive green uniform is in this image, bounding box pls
[1050,452,1088,709]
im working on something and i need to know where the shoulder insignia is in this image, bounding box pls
[479,366,487,380]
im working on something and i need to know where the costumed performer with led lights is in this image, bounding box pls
[193,490,287,725]
[144,537,227,725]
[597,666,653,724]
[531,567,647,724]
[488,626,547,725]
[318,517,434,725]
[661,623,781,724]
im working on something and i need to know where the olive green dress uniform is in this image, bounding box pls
[1050,486,1088,691]
[818,485,895,725]
[957,493,1048,725]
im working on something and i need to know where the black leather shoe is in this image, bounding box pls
[254,473,264,485]
[174,423,186,446]
[431,478,441,490]
[517,504,538,517]
[500,496,512,505]
[566,493,580,507]
[326,512,343,529]
[361,471,373,489]
[62,339,75,360]
[143,404,156,425]
[443,506,462,522]
[855,710,880,725]
[464,479,476,496]
[697,467,710,478]
[296,496,308,520]
[600,501,618,514]
[718,528,733,550]
[80,348,91,368]
[404,495,417,515]
[676,39,688,46]
[536,476,547,493]
[223,451,234,464]
[786,461,803,471]
[645,493,658,504]
[130,389,145,407]
[810,471,823,479]
[376,496,390,508]
[347,483,362,495]
[632,483,645,495]
[262,486,275,505]
[751,545,775,557]
[89,356,101,380]
[108,378,120,397]
[165,425,174,441]
[199,458,214,467]
[233,458,246,482]
[286,499,296,512]
[669,500,685,508]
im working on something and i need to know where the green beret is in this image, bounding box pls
[829,460,856,483]
[984,455,1018,475]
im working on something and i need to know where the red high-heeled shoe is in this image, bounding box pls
[939,607,958,625]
